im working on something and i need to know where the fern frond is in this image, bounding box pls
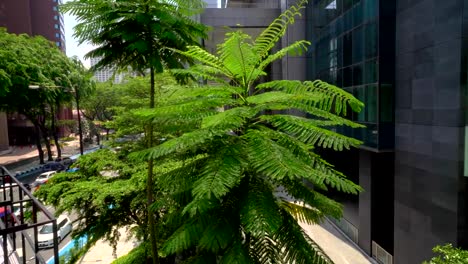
[161,220,203,255]
[202,106,257,130]
[198,217,236,253]
[244,130,314,181]
[260,115,362,150]
[192,143,244,200]
[258,80,364,115]
[257,40,310,71]
[253,0,308,61]
[240,177,283,235]
[220,242,252,264]
[274,211,333,264]
[173,45,231,77]
[217,31,257,87]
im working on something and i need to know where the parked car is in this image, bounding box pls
[38,215,73,248]
[42,162,65,172]
[33,171,57,187]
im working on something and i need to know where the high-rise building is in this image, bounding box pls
[89,57,126,83]
[0,0,66,51]
[0,0,68,150]
[201,0,468,263]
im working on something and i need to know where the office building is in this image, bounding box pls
[90,57,130,83]
[201,0,468,263]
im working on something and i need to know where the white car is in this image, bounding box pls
[34,171,57,186]
[37,215,72,248]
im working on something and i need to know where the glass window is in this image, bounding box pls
[343,67,352,87]
[56,42,61,47]
[54,24,59,29]
[354,85,377,122]
[53,6,58,11]
[364,21,378,59]
[343,10,353,32]
[352,26,363,63]
[54,15,58,20]
[363,0,378,21]
[336,69,343,87]
[55,33,60,38]
[379,84,393,123]
[343,32,352,66]
[352,64,363,86]
[343,0,353,11]
[364,60,378,84]
[353,0,363,27]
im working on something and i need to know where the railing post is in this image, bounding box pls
[3,233,8,264]
[52,219,59,264]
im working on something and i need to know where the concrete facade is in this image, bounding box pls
[394,0,468,263]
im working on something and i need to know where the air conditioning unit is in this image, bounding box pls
[372,241,393,264]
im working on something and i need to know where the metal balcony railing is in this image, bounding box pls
[0,166,58,264]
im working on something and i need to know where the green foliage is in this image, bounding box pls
[130,0,364,263]
[423,244,468,264]
[61,0,208,75]
[112,242,148,264]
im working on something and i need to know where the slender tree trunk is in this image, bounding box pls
[96,131,100,145]
[147,66,159,264]
[33,125,45,164]
[106,129,110,140]
[51,104,62,158]
[75,89,84,155]
[42,132,53,161]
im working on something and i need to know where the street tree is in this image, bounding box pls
[61,1,208,262]
[0,28,75,163]
[134,0,364,262]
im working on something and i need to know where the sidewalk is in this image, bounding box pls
[78,228,137,264]
[300,219,375,264]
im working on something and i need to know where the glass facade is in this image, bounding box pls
[306,0,394,150]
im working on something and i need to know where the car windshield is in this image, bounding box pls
[38,174,48,179]
[39,224,53,234]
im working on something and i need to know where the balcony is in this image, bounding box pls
[0,166,59,264]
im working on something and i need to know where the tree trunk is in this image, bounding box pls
[106,129,110,140]
[96,131,100,145]
[147,66,159,264]
[42,132,53,161]
[51,104,62,158]
[76,89,84,155]
[33,125,45,164]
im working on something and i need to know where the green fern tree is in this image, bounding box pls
[61,1,208,263]
[136,0,364,263]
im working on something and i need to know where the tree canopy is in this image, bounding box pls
[0,28,90,163]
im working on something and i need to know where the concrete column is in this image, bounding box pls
[358,150,372,254]
[0,112,9,151]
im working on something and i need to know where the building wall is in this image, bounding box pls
[0,0,32,34]
[30,0,65,51]
[0,113,8,150]
[394,0,468,263]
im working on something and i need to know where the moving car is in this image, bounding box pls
[38,215,73,248]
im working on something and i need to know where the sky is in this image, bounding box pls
[63,0,93,67]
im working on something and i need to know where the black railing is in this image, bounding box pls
[0,166,58,264]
